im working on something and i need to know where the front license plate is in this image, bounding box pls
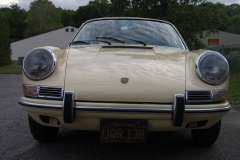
[100,119,148,143]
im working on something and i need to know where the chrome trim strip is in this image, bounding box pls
[19,100,232,114]
[211,90,214,99]
[185,106,232,113]
[75,106,172,114]
[19,100,62,109]
[75,100,172,105]
[75,105,231,114]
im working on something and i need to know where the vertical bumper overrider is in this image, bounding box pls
[63,91,75,123]
[172,94,185,127]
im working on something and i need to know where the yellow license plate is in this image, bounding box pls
[100,119,148,143]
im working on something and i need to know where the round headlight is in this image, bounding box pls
[23,48,56,80]
[196,51,229,85]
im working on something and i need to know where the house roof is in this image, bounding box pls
[11,26,78,44]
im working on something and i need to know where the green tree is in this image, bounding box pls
[159,0,178,18]
[0,13,11,66]
[3,4,28,42]
[26,0,63,36]
[110,0,131,16]
[213,2,229,31]
[127,0,155,17]
[73,5,101,27]
[227,14,240,34]
[227,3,240,17]
[60,9,76,27]
[168,1,224,50]
[88,0,111,17]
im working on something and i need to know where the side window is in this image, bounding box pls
[66,28,69,32]
[71,28,74,32]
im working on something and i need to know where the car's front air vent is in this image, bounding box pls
[186,91,212,103]
[38,86,63,99]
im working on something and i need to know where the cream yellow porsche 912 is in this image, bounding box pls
[19,17,231,146]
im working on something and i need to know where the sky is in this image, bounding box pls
[0,0,240,11]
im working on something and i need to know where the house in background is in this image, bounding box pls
[201,31,240,48]
[10,26,78,65]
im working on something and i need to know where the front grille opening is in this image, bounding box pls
[186,120,208,128]
[40,115,60,125]
[186,91,212,102]
[38,86,63,99]
[40,115,49,123]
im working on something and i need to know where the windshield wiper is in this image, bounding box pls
[96,36,125,44]
[70,41,90,45]
[119,37,146,46]
[70,40,111,45]
[97,36,146,46]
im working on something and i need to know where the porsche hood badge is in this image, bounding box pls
[121,78,129,84]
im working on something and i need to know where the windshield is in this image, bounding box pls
[73,19,185,49]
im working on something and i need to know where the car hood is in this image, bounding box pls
[65,45,186,103]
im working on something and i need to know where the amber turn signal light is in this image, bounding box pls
[23,85,38,97]
[212,90,228,101]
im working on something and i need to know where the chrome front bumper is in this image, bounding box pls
[19,99,232,127]
[19,94,232,131]
[18,100,232,114]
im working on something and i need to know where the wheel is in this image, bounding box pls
[28,115,59,142]
[191,120,221,147]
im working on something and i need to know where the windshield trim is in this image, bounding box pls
[70,17,189,51]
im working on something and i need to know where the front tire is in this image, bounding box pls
[28,115,59,142]
[191,120,221,147]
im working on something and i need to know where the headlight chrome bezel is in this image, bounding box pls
[23,47,57,81]
[196,51,229,85]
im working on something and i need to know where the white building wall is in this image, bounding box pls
[201,31,240,47]
[10,26,78,60]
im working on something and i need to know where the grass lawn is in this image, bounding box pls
[228,73,240,105]
[0,65,22,74]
